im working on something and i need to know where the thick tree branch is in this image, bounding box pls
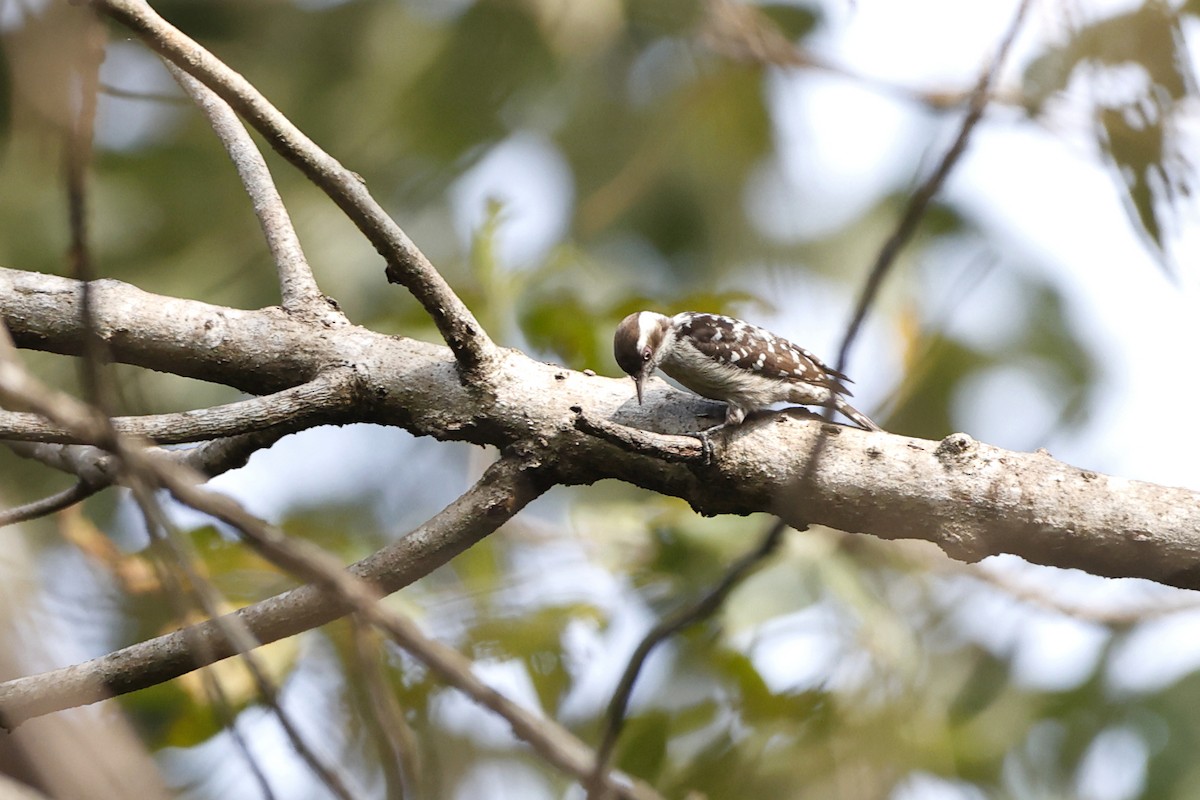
[5,266,1200,590]
[167,64,331,318]
[88,0,495,375]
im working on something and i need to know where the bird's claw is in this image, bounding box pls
[693,422,727,465]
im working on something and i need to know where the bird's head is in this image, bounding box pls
[613,311,671,405]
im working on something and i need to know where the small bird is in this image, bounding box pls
[613,311,881,432]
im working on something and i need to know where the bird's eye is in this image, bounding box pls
[641,348,652,362]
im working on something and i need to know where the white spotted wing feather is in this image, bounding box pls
[657,313,868,427]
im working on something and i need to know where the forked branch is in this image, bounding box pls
[169,64,329,317]
[90,0,495,375]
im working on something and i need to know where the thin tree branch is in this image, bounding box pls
[833,0,1036,375]
[153,463,658,800]
[90,0,496,376]
[131,484,357,800]
[701,0,1026,112]
[136,521,283,800]
[167,63,330,317]
[587,519,792,798]
[589,386,838,797]
[0,366,360,444]
[66,8,117,420]
[0,453,547,724]
[5,427,289,495]
[349,620,420,799]
[100,80,188,104]
[0,481,101,528]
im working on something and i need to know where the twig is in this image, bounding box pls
[145,452,633,796]
[220,697,280,800]
[91,0,496,376]
[167,64,329,317]
[0,367,359,444]
[349,619,420,798]
[8,453,656,798]
[4,427,290,505]
[64,26,289,795]
[100,81,188,104]
[833,0,1036,375]
[65,8,118,418]
[965,562,1200,627]
[587,519,791,798]
[4,295,355,794]
[572,407,706,463]
[0,481,101,528]
[137,520,282,800]
[162,477,658,800]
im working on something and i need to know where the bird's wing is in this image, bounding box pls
[676,314,853,396]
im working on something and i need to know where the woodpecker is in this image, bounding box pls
[612,311,881,432]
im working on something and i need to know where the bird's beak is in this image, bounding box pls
[633,373,645,405]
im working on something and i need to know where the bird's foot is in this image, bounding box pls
[693,422,728,465]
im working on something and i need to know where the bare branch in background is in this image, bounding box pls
[349,620,422,799]
[702,0,1025,112]
[134,519,282,800]
[588,520,791,798]
[0,440,550,722]
[91,0,496,376]
[0,481,101,528]
[64,6,120,431]
[833,0,1036,376]
[129,484,357,800]
[163,476,662,800]
[167,64,332,318]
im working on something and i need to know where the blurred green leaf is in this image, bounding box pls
[400,3,555,162]
[614,709,670,783]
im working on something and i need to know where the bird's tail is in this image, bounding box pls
[834,397,882,432]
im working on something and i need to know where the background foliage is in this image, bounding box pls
[1,1,1197,798]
